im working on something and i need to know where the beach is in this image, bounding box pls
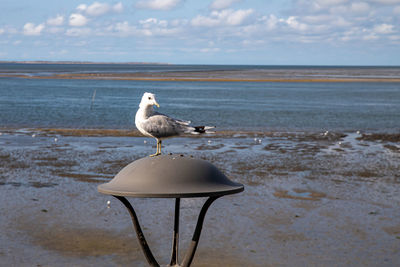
[1,129,399,266]
[0,63,400,266]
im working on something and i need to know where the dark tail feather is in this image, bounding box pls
[194,126,215,133]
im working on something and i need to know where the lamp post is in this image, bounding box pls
[98,154,244,267]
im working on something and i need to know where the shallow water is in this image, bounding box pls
[1,70,400,131]
[1,130,399,266]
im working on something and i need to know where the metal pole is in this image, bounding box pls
[181,196,220,267]
[169,198,181,266]
[113,195,160,267]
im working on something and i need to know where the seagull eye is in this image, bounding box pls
[148,97,151,100]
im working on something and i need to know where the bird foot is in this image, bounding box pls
[149,152,161,157]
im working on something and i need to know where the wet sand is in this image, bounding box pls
[1,68,400,82]
[1,129,400,266]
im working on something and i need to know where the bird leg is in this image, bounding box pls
[158,139,162,155]
[149,139,162,157]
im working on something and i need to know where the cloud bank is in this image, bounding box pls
[1,0,398,63]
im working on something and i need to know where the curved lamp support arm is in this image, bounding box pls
[181,196,220,267]
[113,195,220,267]
[169,198,181,266]
[113,195,160,267]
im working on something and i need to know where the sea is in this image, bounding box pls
[0,63,400,132]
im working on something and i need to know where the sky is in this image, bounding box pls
[0,0,399,65]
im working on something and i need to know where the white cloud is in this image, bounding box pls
[77,4,87,12]
[69,13,88,27]
[139,18,182,36]
[47,27,64,34]
[210,0,240,10]
[140,18,168,28]
[114,21,133,34]
[284,16,308,31]
[350,2,370,13]
[332,16,351,27]
[171,19,188,27]
[0,28,4,35]
[113,2,123,13]
[108,18,182,37]
[47,15,64,26]
[370,0,400,4]
[23,23,45,36]
[373,23,395,34]
[191,15,219,27]
[328,2,370,16]
[137,0,181,10]
[86,2,111,16]
[315,0,348,7]
[302,14,333,24]
[200,47,221,53]
[309,0,348,11]
[11,0,399,53]
[226,9,253,25]
[261,15,279,30]
[192,9,254,27]
[363,33,379,40]
[76,2,123,16]
[108,21,140,36]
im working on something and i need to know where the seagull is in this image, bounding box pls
[135,92,215,157]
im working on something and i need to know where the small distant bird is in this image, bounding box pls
[135,92,215,157]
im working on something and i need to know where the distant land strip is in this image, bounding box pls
[0,60,170,65]
[1,72,400,82]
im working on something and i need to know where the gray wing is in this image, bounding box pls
[142,113,192,139]
[154,111,191,125]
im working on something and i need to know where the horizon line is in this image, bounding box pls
[0,60,400,67]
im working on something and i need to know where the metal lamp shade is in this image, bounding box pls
[98,154,244,198]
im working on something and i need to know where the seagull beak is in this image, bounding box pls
[154,102,160,108]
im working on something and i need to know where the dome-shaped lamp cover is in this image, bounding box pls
[98,154,244,198]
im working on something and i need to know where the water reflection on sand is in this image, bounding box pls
[0,130,399,266]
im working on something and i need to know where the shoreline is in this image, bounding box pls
[1,127,399,142]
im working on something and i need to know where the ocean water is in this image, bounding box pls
[0,64,400,132]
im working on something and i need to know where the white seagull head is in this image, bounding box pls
[140,92,160,108]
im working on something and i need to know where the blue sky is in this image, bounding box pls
[0,0,399,65]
